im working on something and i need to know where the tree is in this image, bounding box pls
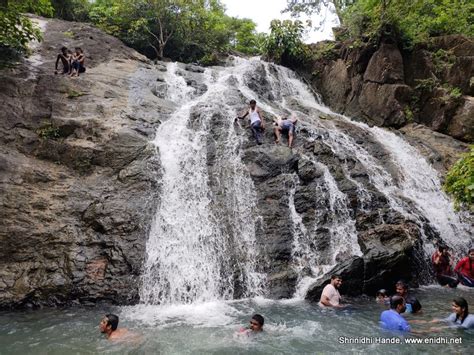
[0,0,53,52]
[50,0,90,21]
[284,0,355,24]
[264,19,307,65]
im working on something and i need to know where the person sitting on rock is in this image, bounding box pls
[236,99,265,145]
[238,314,265,336]
[274,114,298,148]
[70,47,86,77]
[454,248,474,287]
[54,46,71,75]
[395,280,422,314]
[319,274,344,308]
[380,295,411,332]
[99,314,131,340]
[431,244,458,288]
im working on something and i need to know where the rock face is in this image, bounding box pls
[309,35,474,144]
[0,18,164,308]
[0,18,471,308]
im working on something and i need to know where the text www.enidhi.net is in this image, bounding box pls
[338,336,463,345]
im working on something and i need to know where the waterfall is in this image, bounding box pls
[140,62,265,305]
[139,57,470,304]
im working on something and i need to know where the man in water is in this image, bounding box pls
[319,274,343,308]
[274,114,298,148]
[99,314,130,340]
[236,99,265,145]
[380,295,411,332]
[395,280,422,314]
[454,248,474,287]
[375,289,390,305]
[431,244,458,288]
[238,314,264,336]
[54,46,70,75]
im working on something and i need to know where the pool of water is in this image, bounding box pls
[1,286,472,354]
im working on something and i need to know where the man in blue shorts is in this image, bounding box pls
[380,295,411,332]
[274,114,298,148]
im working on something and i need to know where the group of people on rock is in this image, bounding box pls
[319,274,473,333]
[432,246,474,288]
[236,99,298,148]
[54,46,86,77]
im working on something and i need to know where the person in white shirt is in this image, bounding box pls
[236,99,265,145]
[319,274,343,308]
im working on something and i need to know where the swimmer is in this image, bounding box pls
[376,289,390,305]
[238,314,264,336]
[99,314,130,340]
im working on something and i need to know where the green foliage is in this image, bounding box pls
[312,41,338,61]
[284,0,354,23]
[0,0,53,52]
[66,89,85,98]
[341,0,474,46]
[88,0,263,63]
[432,48,455,75]
[444,146,474,211]
[414,78,439,92]
[50,0,90,21]
[403,106,413,122]
[37,122,60,140]
[264,19,309,65]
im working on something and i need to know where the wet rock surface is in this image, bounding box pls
[308,35,474,144]
[0,18,162,308]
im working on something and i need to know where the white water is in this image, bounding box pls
[140,57,470,306]
[140,62,265,305]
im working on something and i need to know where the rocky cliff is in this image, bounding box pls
[0,17,165,307]
[1,18,471,308]
[307,34,473,152]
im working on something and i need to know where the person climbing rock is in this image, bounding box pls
[99,314,132,340]
[380,296,411,332]
[70,47,86,77]
[454,248,474,287]
[431,244,458,288]
[54,46,71,75]
[319,275,344,308]
[274,114,298,148]
[236,99,265,145]
[395,280,422,314]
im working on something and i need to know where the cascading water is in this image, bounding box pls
[139,56,470,305]
[140,62,265,305]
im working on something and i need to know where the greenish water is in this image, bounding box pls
[1,287,472,354]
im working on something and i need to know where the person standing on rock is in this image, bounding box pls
[319,274,344,308]
[274,114,298,148]
[431,244,458,288]
[236,99,265,145]
[454,248,474,287]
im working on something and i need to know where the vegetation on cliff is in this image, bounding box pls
[444,146,474,211]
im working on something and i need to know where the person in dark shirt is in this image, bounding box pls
[431,244,458,288]
[395,280,422,314]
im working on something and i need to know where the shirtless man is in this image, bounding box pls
[274,114,298,148]
[54,46,70,75]
[99,314,130,340]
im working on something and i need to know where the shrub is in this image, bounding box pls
[444,146,474,211]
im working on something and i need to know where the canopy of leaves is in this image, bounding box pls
[444,146,474,211]
[286,0,474,46]
[263,19,308,66]
[50,0,90,21]
[0,0,53,51]
[88,0,264,63]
